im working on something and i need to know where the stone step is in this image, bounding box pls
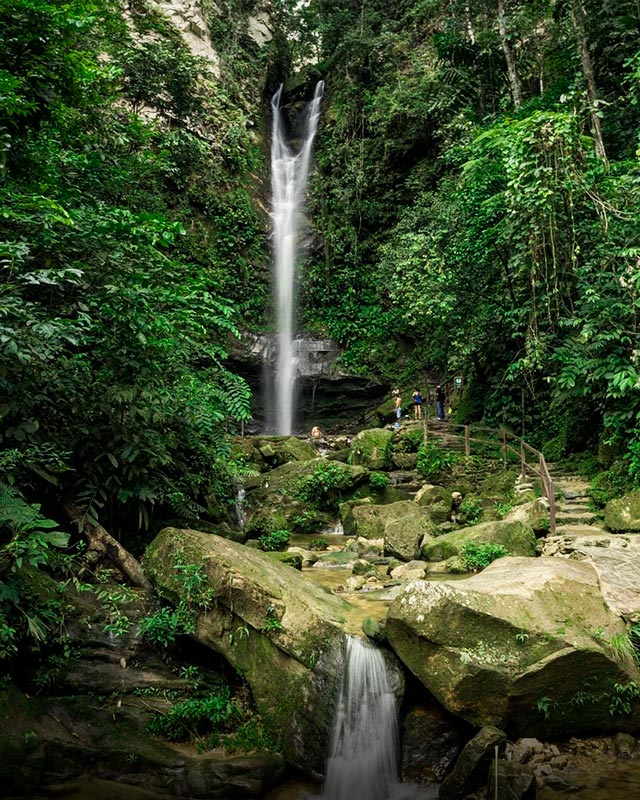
[553,523,609,537]
[556,502,592,512]
[554,510,600,525]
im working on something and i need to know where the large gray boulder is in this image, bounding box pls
[386,557,640,738]
[540,533,640,622]
[340,501,437,561]
[145,529,398,776]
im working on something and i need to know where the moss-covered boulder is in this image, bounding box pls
[392,453,418,470]
[385,514,439,562]
[479,469,518,500]
[348,428,393,469]
[341,500,423,539]
[386,557,640,737]
[145,529,357,776]
[230,436,317,473]
[246,460,368,531]
[420,520,537,563]
[604,491,640,532]
[504,498,550,534]
[414,484,452,524]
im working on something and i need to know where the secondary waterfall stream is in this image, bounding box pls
[322,636,437,800]
[270,82,324,435]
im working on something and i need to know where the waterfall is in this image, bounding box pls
[270,82,324,435]
[234,484,246,529]
[322,636,436,800]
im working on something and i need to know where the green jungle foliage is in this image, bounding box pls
[0,0,260,551]
[416,442,459,479]
[272,0,640,473]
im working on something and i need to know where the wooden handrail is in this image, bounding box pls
[422,416,556,535]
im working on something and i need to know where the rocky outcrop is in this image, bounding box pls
[144,528,391,776]
[420,519,537,562]
[401,703,464,784]
[0,685,285,798]
[386,557,640,738]
[152,0,220,68]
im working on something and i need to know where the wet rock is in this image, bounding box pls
[439,725,507,800]
[401,703,463,783]
[614,732,636,758]
[511,738,544,763]
[487,760,536,800]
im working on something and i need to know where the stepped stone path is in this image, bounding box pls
[551,472,606,535]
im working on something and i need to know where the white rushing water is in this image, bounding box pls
[270,82,324,435]
[321,636,437,800]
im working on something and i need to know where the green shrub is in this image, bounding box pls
[147,689,239,740]
[214,718,277,754]
[258,529,290,552]
[590,460,636,508]
[494,501,513,518]
[460,497,483,524]
[461,542,509,571]
[416,443,458,480]
[309,537,328,550]
[369,471,389,489]
[294,462,355,509]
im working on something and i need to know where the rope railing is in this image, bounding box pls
[423,416,556,535]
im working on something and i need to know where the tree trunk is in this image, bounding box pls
[571,0,608,164]
[497,0,522,107]
[65,504,153,592]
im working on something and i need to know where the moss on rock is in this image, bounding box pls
[420,520,537,563]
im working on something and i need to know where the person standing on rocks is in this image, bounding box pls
[394,391,402,421]
[435,384,446,421]
[412,388,423,420]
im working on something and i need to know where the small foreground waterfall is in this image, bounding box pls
[270,82,324,435]
[322,636,436,800]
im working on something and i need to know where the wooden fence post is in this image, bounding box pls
[464,425,470,456]
[520,441,526,480]
[501,430,507,467]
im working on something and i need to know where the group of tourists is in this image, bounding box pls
[393,384,447,423]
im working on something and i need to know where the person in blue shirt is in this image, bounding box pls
[412,388,423,419]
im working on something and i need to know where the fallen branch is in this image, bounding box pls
[65,504,153,592]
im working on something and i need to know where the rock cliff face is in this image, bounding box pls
[151,0,272,66]
[152,0,220,66]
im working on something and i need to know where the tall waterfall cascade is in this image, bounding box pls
[322,636,437,800]
[270,82,324,435]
